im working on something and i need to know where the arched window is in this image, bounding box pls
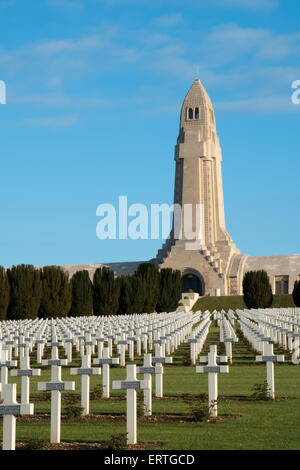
[188,108,193,119]
[195,107,199,120]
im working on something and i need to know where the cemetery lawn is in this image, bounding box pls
[192,294,295,313]
[4,363,300,450]
[2,323,299,451]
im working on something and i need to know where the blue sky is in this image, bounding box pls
[0,0,300,268]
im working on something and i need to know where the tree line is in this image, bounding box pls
[243,270,300,309]
[0,263,182,320]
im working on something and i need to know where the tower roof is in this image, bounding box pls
[178,78,217,143]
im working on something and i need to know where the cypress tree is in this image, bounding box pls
[243,270,273,309]
[156,268,182,313]
[0,266,10,320]
[130,275,146,314]
[170,269,182,311]
[136,262,159,313]
[118,276,132,315]
[93,267,120,316]
[7,264,42,320]
[156,268,173,313]
[69,270,93,317]
[39,266,72,318]
[292,280,300,307]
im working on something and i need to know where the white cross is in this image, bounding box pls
[256,343,284,399]
[93,347,119,398]
[196,345,229,417]
[136,353,163,416]
[292,335,300,364]
[15,335,29,360]
[38,365,75,443]
[35,336,47,363]
[11,354,41,404]
[112,364,150,445]
[0,383,34,450]
[127,335,136,361]
[96,336,106,359]
[70,354,101,415]
[42,346,68,367]
[118,334,128,367]
[0,349,17,400]
[152,345,173,398]
[63,338,73,363]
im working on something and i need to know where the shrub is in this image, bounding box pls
[292,280,300,307]
[105,433,127,450]
[243,270,273,309]
[64,399,83,417]
[7,265,42,320]
[251,381,272,401]
[90,384,103,400]
[39,266,72,318]
[184,296,189,300]
[69,270,93,316]
[182,352,192,366]
[24,438,47,450]
[136,390,145,417]
[189,289,194,293]
[136,263,160,313]
[93,267,120,316]
[183,393,211,422]
[0,266,10,320]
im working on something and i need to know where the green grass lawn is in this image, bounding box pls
[1,323,300,450]
[192,294,295,313]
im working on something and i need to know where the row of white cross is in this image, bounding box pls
[0,340,174,449]
[0,309,293,450]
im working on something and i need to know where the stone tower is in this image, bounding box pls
[156,78,240,296]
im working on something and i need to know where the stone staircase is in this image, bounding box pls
[156,239,224,278]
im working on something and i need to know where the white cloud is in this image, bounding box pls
[23,114,80,128]
[34,35,104,56]
[154,13,182,28]
[219,0,278,9]
[203,24,300,64]
[45,0,82,9]
[215,95,300,113]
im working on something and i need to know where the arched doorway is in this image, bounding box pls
[181,273,204,295]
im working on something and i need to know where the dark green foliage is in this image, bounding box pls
[0,266,10,320]
[24,438,48,450]
[90,384,103,400]
[182,352,192,366]
[117,275,146,315]
[243,270,273,309]
[251,381,272,401]
[135,262,159,313]
[130,275,146,314]
[93,267,120,316]
[117,275,132,315]
[170,269,182,310]
[292,280,300,307]
[183,393,211,422]
[39,266,72,318]
[69,270,93,317]
[156,268,182,313]
[105,433,127,450]
[7,265,42,320]
[136,390,145,417]
[64,399,83,417]
[156,268,181,312]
